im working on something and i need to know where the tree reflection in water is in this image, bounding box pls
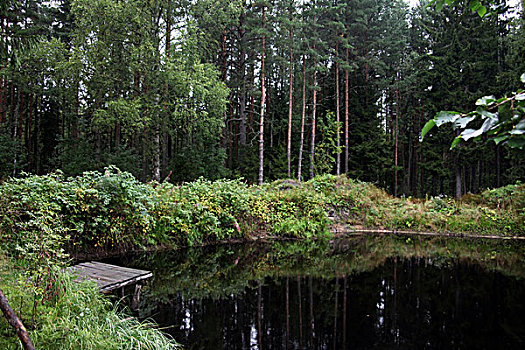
[111,236,525,349]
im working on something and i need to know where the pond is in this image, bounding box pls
[108,235,525,349]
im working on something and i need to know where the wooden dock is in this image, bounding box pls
[71,261,152,310]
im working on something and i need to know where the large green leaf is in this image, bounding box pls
[434,111,461,126]
[510,120,525,135]
[493,135,508,145]
[460,128,483,141]
[459,118,496,141]
[477,5,487,17]
[481,116,498,132]
[476,108,498,121]
[450,136,462,149]
[475,95,496,106]
[454,116,476,129]
[420,119,436,140]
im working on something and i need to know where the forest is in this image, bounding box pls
[1,2,525,349]
[0,0,524,197]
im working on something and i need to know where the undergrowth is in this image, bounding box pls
[0,167,523,348]
[0,167,523,258]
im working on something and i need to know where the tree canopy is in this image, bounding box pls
[0,0,523,197]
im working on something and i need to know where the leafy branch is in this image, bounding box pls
[428,0,506,18]
[421,73,525,150]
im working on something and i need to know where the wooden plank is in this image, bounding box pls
[73,268,148,285]
[75,266,145,281]
[70,261,152,293]
[99,273,152,293]
[74,263,150,279]
[85,262,150,275]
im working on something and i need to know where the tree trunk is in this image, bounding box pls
[153,97,161,182]
[142,129,148,182]
[407,136,413,196]
[462,165,466,195]
[287,21,294,178]
[0,288,35,350]
[298,56,307,181]
[12,92,20,176]
[26,93,32,167]
[34,96,41,174]
[455,165,462,199]
[239,92,247,147]
[73,80,79,141]
[395,87,399,196]
[162,121,168,178]
[344,47,349,174]
[0,15,5,123]
[9,84,15,132]
[496,144,501,187]
[309,63,317,180]
[239,11,247,148]
[258,6,266,185]
[335,43,341,175]
[166,0,171,56]
[221,30,228,82]
[220,31,229,159]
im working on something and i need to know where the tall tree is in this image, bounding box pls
[258,1,267,185]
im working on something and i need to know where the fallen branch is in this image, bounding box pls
[0,287,35,350]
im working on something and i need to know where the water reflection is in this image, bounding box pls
[112,237,525,349]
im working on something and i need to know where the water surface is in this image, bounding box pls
[112,236,525,349]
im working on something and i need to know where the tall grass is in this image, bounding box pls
[0,263,179,350]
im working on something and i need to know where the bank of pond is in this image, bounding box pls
[0,167,523,256]
[0,168,524,348]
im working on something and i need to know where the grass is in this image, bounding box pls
[0,254,179,349]
[321,176,525,236]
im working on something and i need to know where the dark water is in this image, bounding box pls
[111,237,525,349]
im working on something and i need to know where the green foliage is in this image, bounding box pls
[1,167,523,264]
[1,0,523,197]
[421,75,525,150]
[0,166,156,255]
[314,112,342,175]
[429,0,503,17]
[0,167,335,254]
[472,182,525,214]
